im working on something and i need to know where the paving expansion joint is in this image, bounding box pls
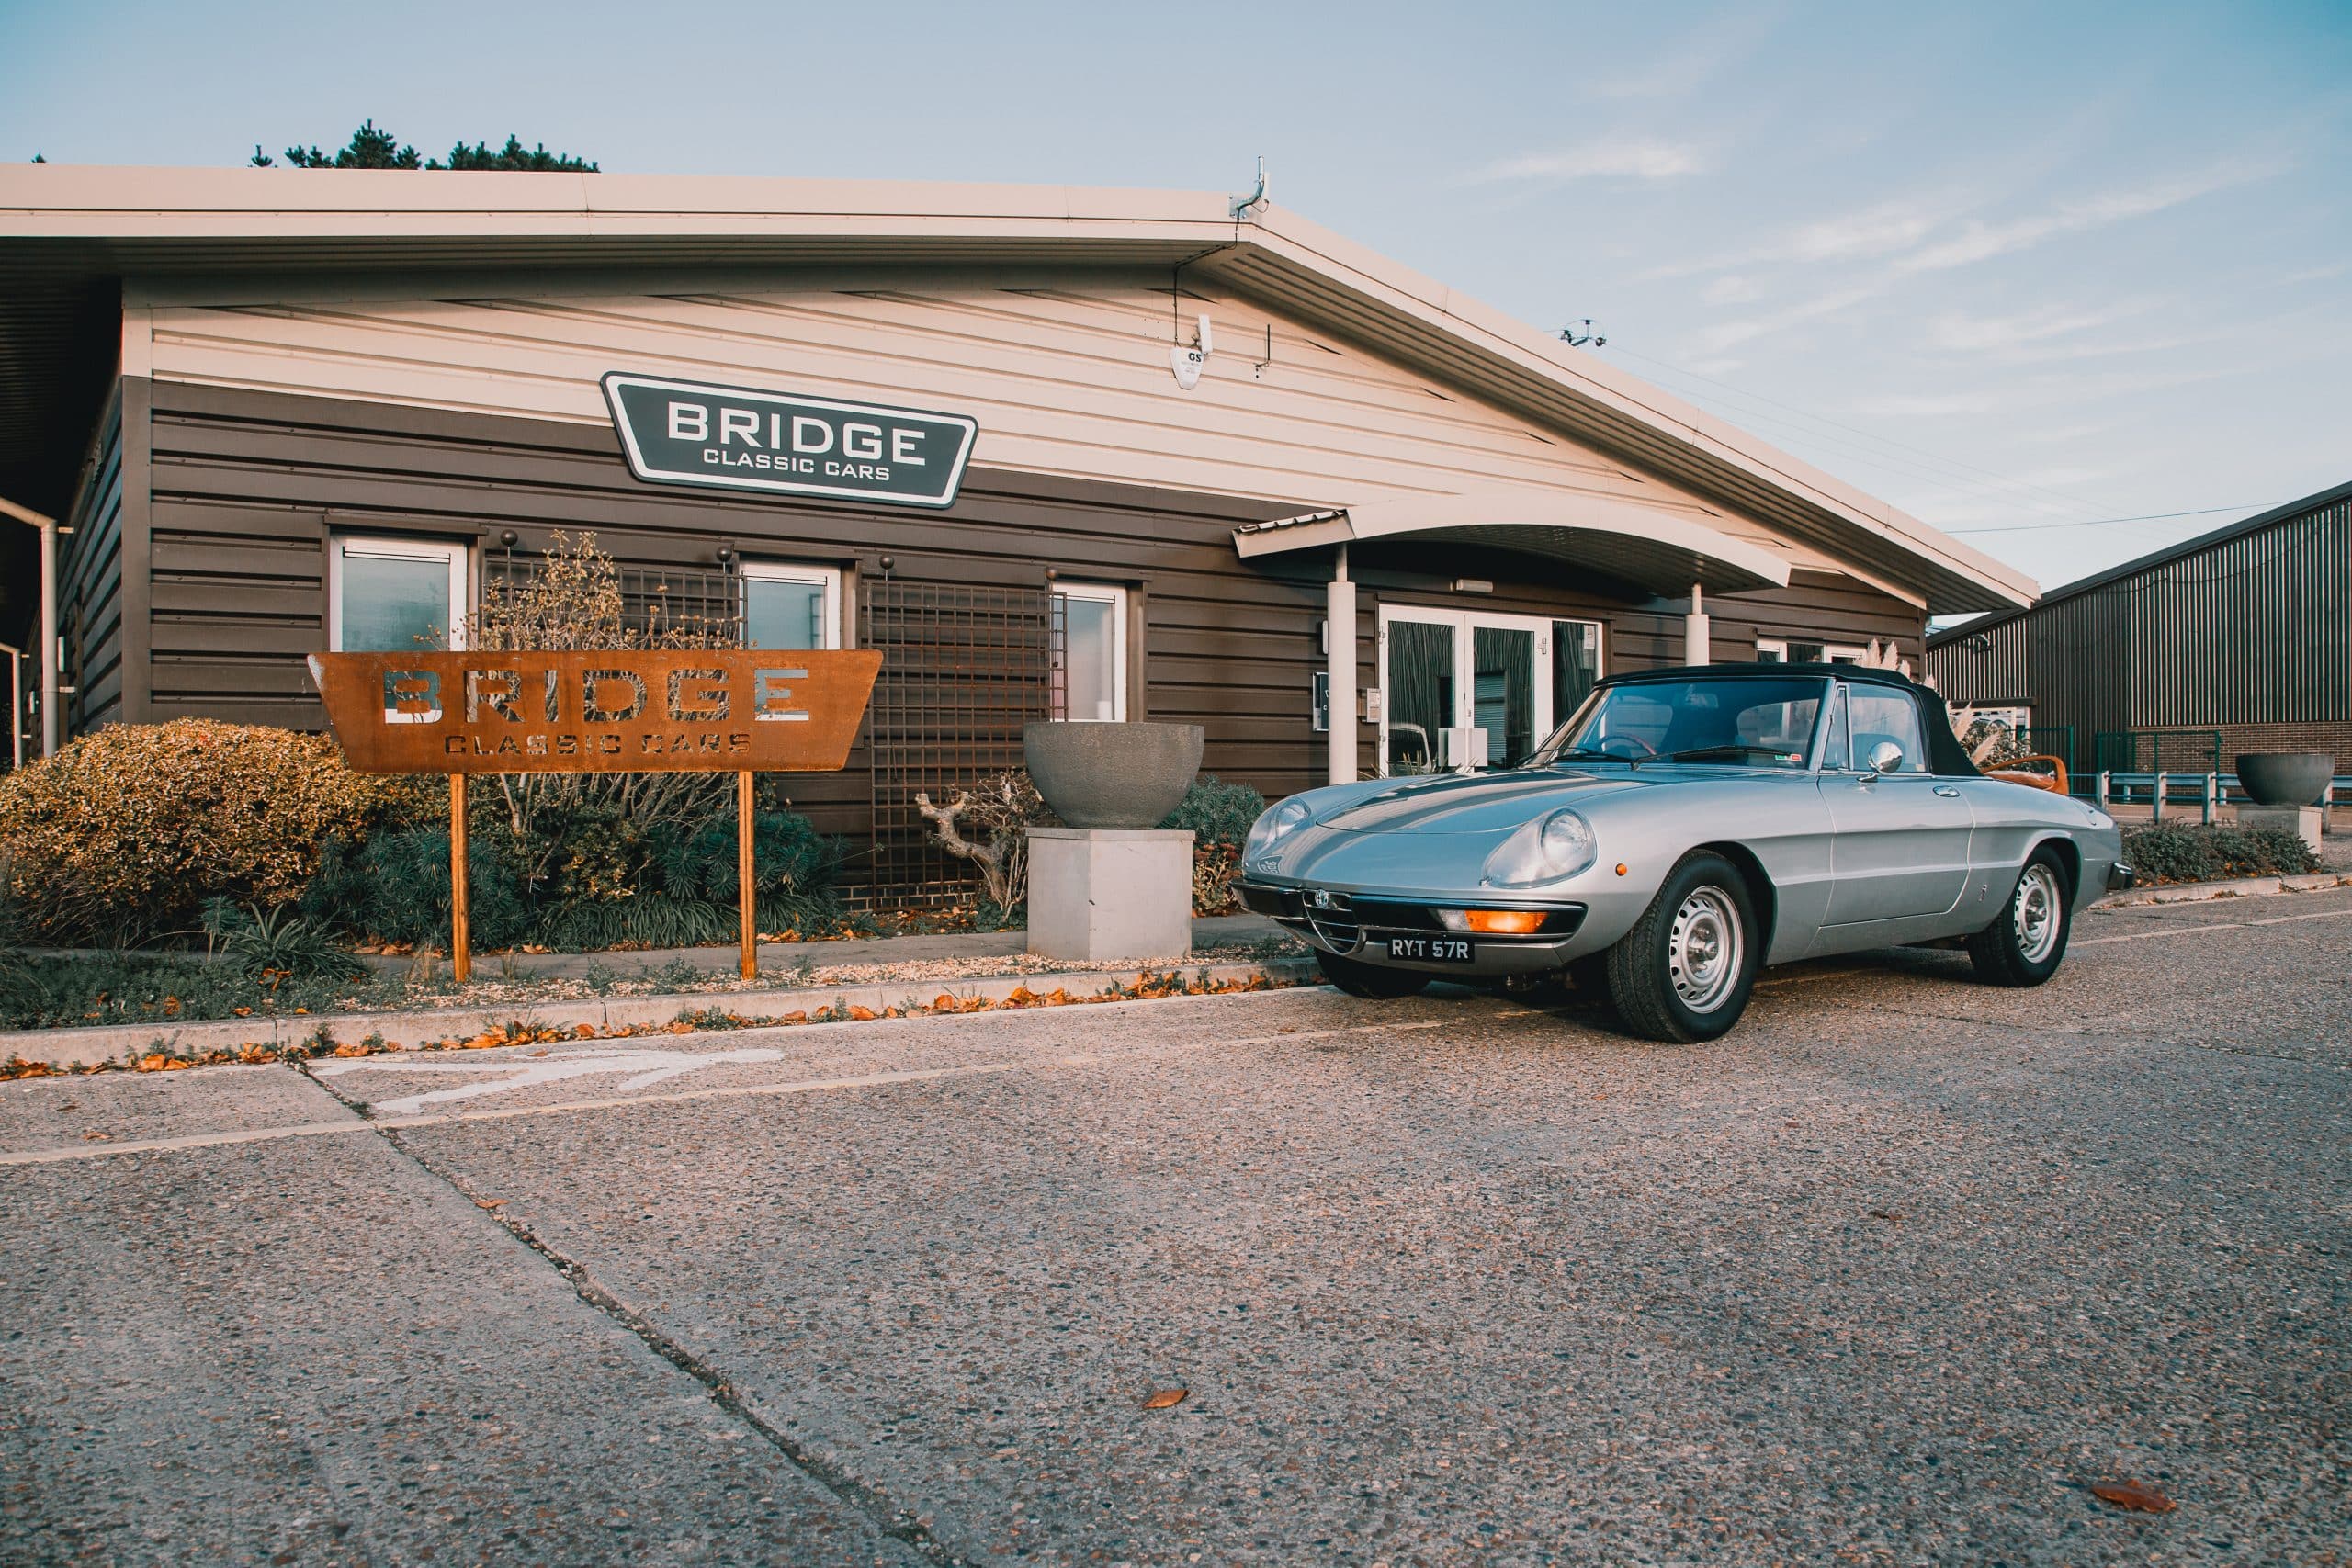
[308,1066,956,1565]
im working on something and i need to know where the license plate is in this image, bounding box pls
[1385,935,1476,964]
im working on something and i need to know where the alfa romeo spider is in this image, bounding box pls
[1238,663,2132,1042]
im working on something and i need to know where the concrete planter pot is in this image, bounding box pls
[2234,751,2335,807]
[1024,721,1204,829]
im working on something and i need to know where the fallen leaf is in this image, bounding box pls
[475,1198,506,1210]
[2086,1481,2177,1514]
[1141,1388,1188,1410]
[81,1130,112,1142]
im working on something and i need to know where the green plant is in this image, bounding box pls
[1159,775,1268,849]
[2120,823,2321,885]
[200,898,368,981]
[0,950,396,1032]
[0,718,400,945]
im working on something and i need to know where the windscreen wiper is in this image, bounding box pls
[1658,745,1792,765]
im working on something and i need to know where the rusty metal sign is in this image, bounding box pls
[307,650,882,774]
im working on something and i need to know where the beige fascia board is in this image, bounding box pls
[0,162,1242,231]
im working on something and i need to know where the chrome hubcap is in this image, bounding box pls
[1668,886,1744,1012]
[2014,863,2063,963]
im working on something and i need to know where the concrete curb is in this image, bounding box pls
[2099,872,2352,908]
[2,956,1325,1072]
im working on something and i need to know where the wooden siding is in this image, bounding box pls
[135,382,1923,837]
[57,385,126,736]
[136,273,1849,577]
[1928,491,2351,750]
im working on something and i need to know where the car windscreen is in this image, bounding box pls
[1532,675,1831,769]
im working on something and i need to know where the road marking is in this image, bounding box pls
[2077,907,2352,946]
[0,1015,1453,1168]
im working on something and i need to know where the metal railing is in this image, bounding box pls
[2080,770,2350,825]
[2091,729,2223,777]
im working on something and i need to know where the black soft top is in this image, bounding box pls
[1596,662,1982,777]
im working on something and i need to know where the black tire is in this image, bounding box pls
[1601,852,1761,1043]
[1967,847,2074,987]
[1316,949,1431,998]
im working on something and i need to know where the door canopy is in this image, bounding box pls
[1233,490,1792,596]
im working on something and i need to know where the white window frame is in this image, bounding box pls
[1375,605,1576,775]
[1053,581,1128,723]
[739,559,843,649]
[327,535,469,653]
[1756,637,1867,664]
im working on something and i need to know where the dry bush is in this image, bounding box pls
[0,719,399,944]
[915,770,1050,910]
[457,530,741,863]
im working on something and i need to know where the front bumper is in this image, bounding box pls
[1239,881,1588,976]
[2107,860,2136,892]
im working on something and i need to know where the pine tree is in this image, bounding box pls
[250,122,594,172]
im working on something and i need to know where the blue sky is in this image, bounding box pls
[4,0,2346,592]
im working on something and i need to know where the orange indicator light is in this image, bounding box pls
[1463,908,1545,934]
[1614,863,1628,876]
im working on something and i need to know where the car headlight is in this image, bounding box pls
[1482,807,1597,888]
[1243,797,1314,865]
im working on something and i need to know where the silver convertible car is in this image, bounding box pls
[1238,663,2132,1042]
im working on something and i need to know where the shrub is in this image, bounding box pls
[200,897,368,981]
[1159,775,1268,849]
[2121,822,2320,885]
[916,770,1051,911]
[0,719,399,945]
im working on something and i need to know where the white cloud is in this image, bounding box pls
[1702,274,1763,305]
[1899,160,2284,272]
[1475,136,1705,183]
[1584,13,1781,102]
[1651,195,1971,277]
[1686,281,1888,355]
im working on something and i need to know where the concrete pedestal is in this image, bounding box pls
[2237,803,2324,853]
[1026,828,1194,962]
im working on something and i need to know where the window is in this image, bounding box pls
[741,561,842,650]
[1052,581,1127,722]
[1552,618,1603,720]
[1845,686,1928,772]
[1756,638,1866,664]
[329,536,468,652]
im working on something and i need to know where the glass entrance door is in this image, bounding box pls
[1383,615,1455,774]
[1382,609,1586,773]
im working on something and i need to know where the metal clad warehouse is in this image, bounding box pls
[0,164,2037,901]
[1926,480,2352,777]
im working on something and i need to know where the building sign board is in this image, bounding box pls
[602,372,978,509]
[307,649,882,774]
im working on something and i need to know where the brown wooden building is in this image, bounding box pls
[0,164,2036,898]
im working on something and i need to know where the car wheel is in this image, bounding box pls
[1967,848,2073,987]
[1602,852,1760,1043]
[1316,949,1431,998]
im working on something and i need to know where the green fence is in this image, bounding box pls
[2091,729,2223,777]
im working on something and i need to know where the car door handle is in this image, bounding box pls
[1933,785,1961,797]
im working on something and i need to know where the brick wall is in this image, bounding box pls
[2214,724,2352,773]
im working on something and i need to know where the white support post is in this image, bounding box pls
[0,496,59,757]
[1683,581,1711,666]
[1327,544,1358,786]
[2153,771,2166,825]
[2203,773,2218,825]
[2097,771,2110,811]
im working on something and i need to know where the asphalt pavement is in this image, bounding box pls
[5,887,2347,1565]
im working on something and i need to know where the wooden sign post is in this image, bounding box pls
[309,649,881,985]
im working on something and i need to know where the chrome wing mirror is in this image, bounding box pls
[1860,740,1905,781]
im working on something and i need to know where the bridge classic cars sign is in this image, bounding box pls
[602,371,978,508]
[307,649,883,774]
